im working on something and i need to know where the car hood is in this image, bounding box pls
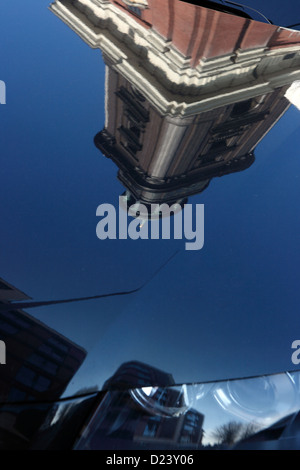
[1,0,300,405]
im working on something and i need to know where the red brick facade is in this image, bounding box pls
[110,0,300,67]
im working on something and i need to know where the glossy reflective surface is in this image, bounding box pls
[75,370,300,449]
[1,2,300,450]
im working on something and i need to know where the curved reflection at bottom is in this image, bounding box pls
[75,370,300,449]
[213,372,299,424]
[130,384,196,418]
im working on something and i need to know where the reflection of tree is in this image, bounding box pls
[211,421,259,446]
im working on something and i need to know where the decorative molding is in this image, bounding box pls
[50,0,300,116]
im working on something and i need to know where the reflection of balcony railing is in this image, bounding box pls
[212,111,269,134]
[200,145,238,164]
[209,129,244,141]
[116,86,149,123]
[118,126,143,153]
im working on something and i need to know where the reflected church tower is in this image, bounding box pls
[50,0,300,209]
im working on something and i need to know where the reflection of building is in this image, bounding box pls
[95,73,289,207]
[134,403,204,448]
[0,278,86,445]
[50,0,300,110]
[103,360,175,389]
[86,361,205,449]
[51,0,300,210]
[0,277,31,302]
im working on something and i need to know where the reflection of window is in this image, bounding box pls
[128,6,141,17]
[119,125,143,159]
[8,310,31,329]
[179,411,202,443]
[131,364,148,373]
[180,435,191,444]
[143,416,161,437]
[16,366,51,392]
[0,319,18,335]
[39,344,64,362]
[28,353,58,375]
[119,126,142,148]
[198,140,227,165]
[160,417,177,439]
[283,52,296,60]
[230,99,253,117]
[7,389,36,402]
[16,367,36,387]
[128,124,141,139]
[47,337,69,353]
[137,378,146,386]
[34,375,51,392]
[120,141,140,159]
[131,87,145,102]
[209,140,228,153]
[116,87,149,122]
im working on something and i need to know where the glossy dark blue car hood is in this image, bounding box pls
[1,0,300,407]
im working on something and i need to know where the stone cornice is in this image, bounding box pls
[50,0,300,115]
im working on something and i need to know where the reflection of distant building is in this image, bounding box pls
[0,278,86,445]
[51,0,300,210]
[103,360,175,389]
[134,404,204,448]
[87,361,205,449]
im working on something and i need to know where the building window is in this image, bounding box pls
[116,86,149,123]
[28,353,58,375]
[143,416,160,437]
[16,366,51,392]
[34,375,51,392]
[127,6,142,17]
[283,53,296,60]
[47,336,69,353]
[208,140,228,153]
[128,124,141,139]
[8,310,31,329]
[230,99,253,117]
[39,344,65,362]
[15,367,36,387]
[0,319,18,335]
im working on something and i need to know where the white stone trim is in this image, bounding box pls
[50,0,300,116]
